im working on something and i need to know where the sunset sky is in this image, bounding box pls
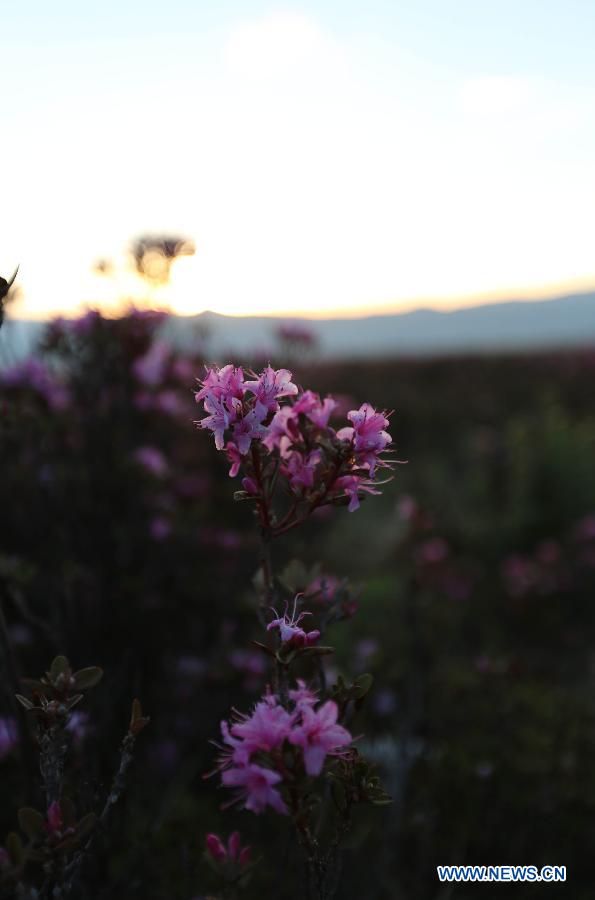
[2,1,595,320]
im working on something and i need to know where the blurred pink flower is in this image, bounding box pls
[416,537,449,565]
[150,517,172,540]
[133,340,170,386]
[306,575,340,604]
[276,322,317,346]
[47,802,62,834]
[133,446,169,477]
[0,718,18,761]
[66,711,89,747]
[155,390,187,416]
[1,360,70,410]
[574,513,595,541]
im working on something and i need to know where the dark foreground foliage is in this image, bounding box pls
[1,311,594,898]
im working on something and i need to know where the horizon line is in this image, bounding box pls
[9,277,595,324]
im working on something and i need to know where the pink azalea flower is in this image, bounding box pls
[231,700,295,752]
[222,763,288,814]
[282,450,321,490]
[197,395,235,450]
[267,600,320,647]
[225,441,242,477]
[231,402,268,455]
[262,406,299,452]
[289,701,352,776]
[244,366,298,411]
[307,396,337,429]
[218,720,252,768]
[337,403,392,476]
[195,365,245,405]
[292,390,320,416]
[289,679,318,709]
[332,475,381,512]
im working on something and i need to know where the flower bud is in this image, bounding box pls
[205,833,227,862]
[227,830,240,861]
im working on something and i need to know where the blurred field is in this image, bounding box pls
[1,311,595,898]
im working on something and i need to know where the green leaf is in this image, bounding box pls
[74,812,96,840]
[15,694,34,710]
[330,780,347,811]
[59,797,76,828]
[329,495,352,507]
[251,640,276,658]
[18,807,46,841]
[73,666,103,690]
[21,678,48,694]
[352,673,374,699]
[6,831,24,865]
[49,655,71,684]
[129,698,150,734]
[297,645,334,656]
[279,559,309,592]
[130,698,143,724]
[65,693,84,711]
[54,837,77,854]
[234,490,257,501]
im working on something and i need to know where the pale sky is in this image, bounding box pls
[2,1,595,320]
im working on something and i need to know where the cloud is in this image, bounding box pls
[458,75,537,116]
[223,11,340,79]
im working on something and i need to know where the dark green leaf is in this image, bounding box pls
[72,666,103,690]
[18,807,45,841]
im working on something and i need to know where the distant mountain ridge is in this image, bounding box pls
[2,290,595,365]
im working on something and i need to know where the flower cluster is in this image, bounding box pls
[212,688,352,815]
[195,364,393,513]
